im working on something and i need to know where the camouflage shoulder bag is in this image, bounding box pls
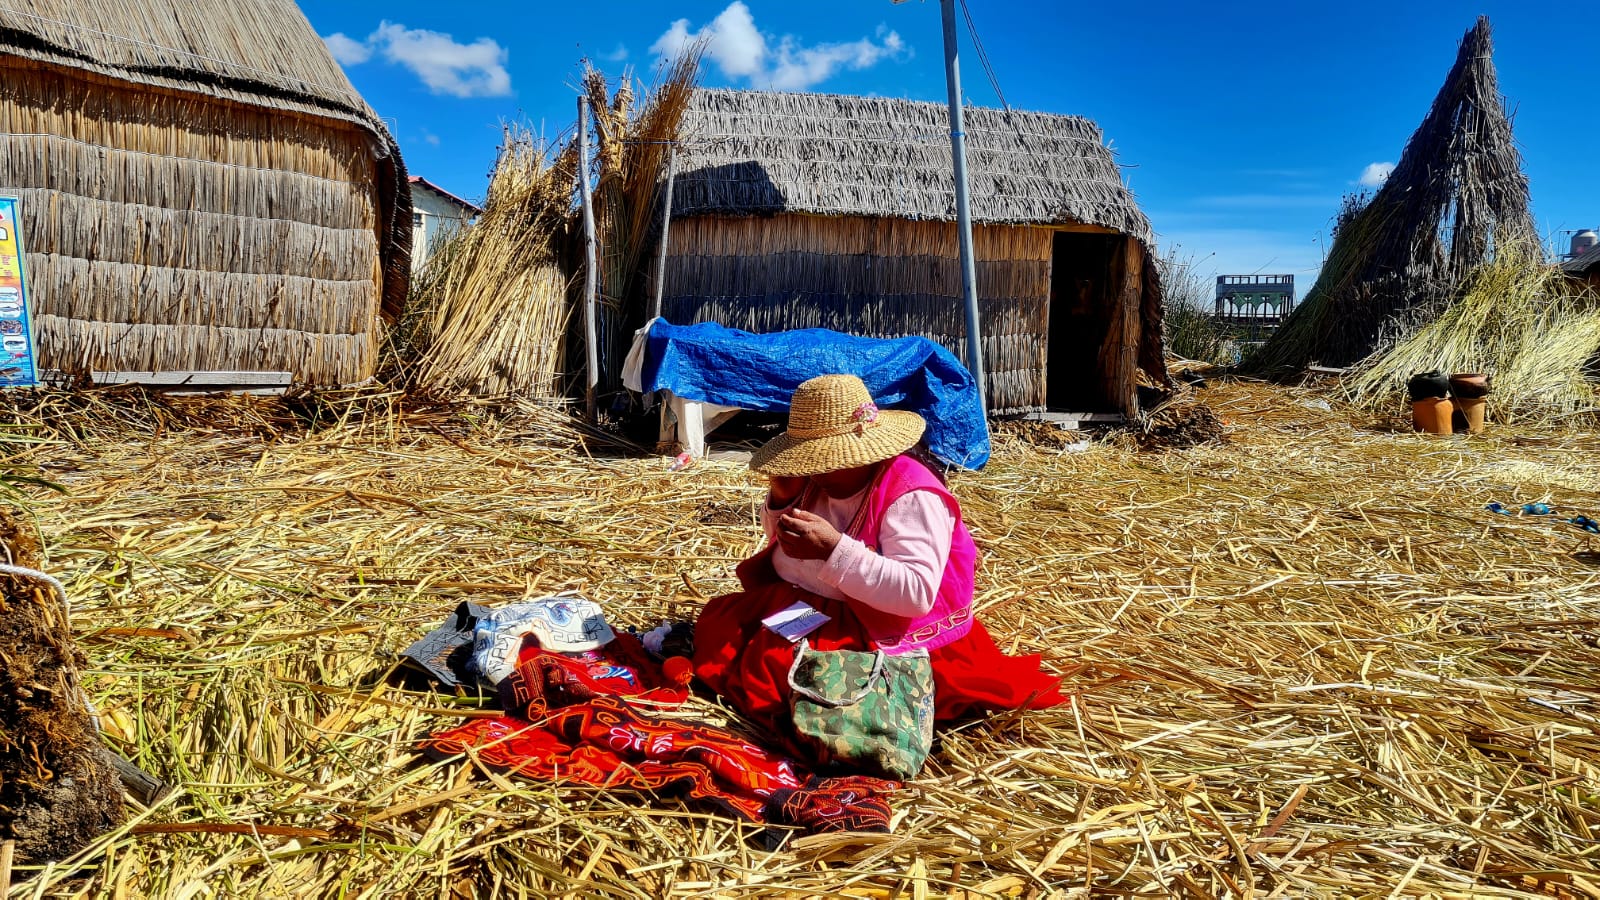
[786,640,934,781]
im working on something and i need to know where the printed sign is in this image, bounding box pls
[0,196,38,387]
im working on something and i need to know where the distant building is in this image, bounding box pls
[1562,244,1600,289]
[1214,275,1296,326]
[409,177,481,271]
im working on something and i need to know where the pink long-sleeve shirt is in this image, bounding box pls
[763,484,955,618]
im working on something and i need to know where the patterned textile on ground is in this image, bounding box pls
[422,638,898,832]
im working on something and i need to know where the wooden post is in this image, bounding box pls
[1109,237,1143,417]
[577,96,600,421]
[651,146,677,322]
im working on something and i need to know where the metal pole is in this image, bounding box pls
[577,95,599,421]
[940,0,985,414]
[651,146,677,321]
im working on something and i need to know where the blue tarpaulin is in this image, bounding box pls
[638,320,990,469]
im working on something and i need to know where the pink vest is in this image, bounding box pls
[739,454,976,654]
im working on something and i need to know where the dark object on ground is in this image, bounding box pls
[1137,399,1227,451]
[399,601,494,688]
[0,510,124,864]
[97,748,169,806]
[1136,385,1167,410]
[1449,372,1491,399]
[1407,371,1451,401]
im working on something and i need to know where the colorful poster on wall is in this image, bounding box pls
[0,196,38,387]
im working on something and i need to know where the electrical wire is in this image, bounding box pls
[959,0,1009,113]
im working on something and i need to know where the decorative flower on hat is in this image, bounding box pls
[853,401,880,434]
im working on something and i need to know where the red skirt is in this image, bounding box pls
[693,582,1066,735]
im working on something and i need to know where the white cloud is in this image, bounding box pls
[651,2,906,90]
[1358,162,1395,188]
[322,32,371,66]
[422,132,441,146]
[372,22,511,98]
[322,22,512,98]
[602,43,630,63]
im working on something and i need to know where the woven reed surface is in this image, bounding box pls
[671,89,1153,240]
[0,0,364,115]
[0,59,385,383]
[0,1,414,330]
[660,214,1051,412]
[5,380,1599,896]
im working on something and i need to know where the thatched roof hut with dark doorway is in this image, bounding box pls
[0,0,411,385]
[656,88,1167,417]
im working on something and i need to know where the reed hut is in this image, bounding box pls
[1562,245,1600,289]
[0,0,411,385]
[1249,18,1534,376]
[657,89,1167,417]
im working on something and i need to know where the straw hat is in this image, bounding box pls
[750,375,925,477]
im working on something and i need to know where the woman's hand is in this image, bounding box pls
[767,475,807,508]
[776,509,841,560]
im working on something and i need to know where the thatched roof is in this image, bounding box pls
[1561,244,1600,276]
[670,88,1152,243]
[0,0,412,319]
[1250,17,1535,374]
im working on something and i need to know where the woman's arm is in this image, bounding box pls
[816,491,954,618]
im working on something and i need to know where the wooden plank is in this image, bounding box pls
[40,370,292,394]
[87,371,292,387]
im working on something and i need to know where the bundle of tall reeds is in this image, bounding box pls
[407,128,578,398]
[577,50,702,396]
[1250,17,1535,376]
[1345,248,1600,423]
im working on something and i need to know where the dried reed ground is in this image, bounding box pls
[7,380,1600,898]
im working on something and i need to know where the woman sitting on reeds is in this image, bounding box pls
[694,375,1064,779]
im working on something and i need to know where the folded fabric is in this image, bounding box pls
[497,634,692,717]
[425,695,807,822]
[422,636,898,834]
[472,596,617,684]
[764,775,898,837]
[400,601,494,688]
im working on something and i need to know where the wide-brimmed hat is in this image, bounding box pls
[750,375,925,477]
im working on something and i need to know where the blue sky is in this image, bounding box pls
[303,1,1597,297]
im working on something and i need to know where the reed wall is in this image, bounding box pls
[0,58,383,384]
[658,213,1056,413]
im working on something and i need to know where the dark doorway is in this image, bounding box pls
[1046,231,1120,411]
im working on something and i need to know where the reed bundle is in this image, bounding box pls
[1344,250,1600,424]
[406,128,578,399]
[0,379,1596,895]
[578,51,703,396]
[1250,17,1535,376]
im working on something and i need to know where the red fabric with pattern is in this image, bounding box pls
[497,633,691,717]
[423,639,898,829]
[694,582,1067,738]
[424,695,807,821]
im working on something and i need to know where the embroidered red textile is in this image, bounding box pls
[422,638,897,830]
[425,695,805,821]
[693,583,1067,737]
[496,633,692,717]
